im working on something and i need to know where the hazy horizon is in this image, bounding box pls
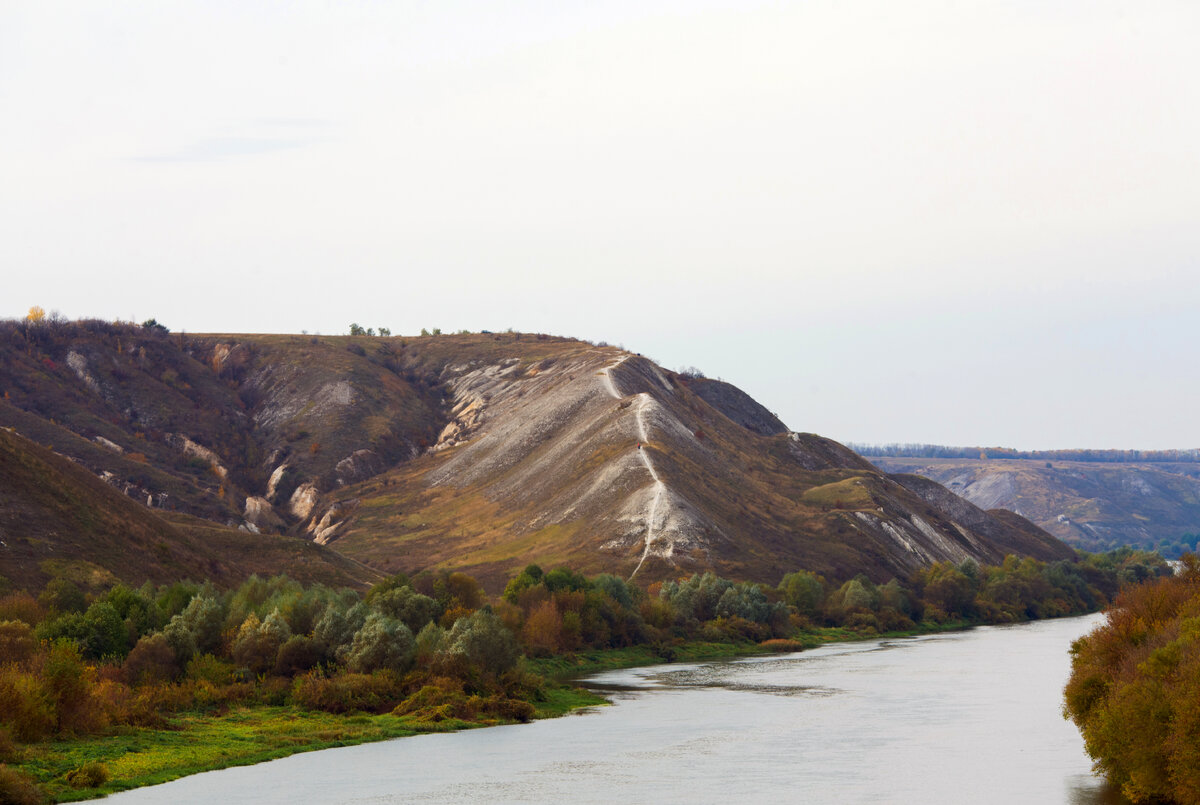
[4,1,1198,451]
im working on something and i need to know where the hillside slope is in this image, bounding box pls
[320,347,1073,586]
[0,427,379,591]
[0,320,1073,588]
[866,455,1200,555]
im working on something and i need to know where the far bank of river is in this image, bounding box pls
[100,613,1126,804]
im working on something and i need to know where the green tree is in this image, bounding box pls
[345,613,415,673]
[442,608,518,675]
[38,578,86,616]
[779,571,825,617]
[370,586,441,635]
[232,610,292,674]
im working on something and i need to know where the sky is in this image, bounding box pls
[3,1,1198,451]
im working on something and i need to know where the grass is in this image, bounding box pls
[21,706,474,803]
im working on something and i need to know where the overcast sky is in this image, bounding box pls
[3,1,1198,450]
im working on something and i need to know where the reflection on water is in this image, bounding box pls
[103,614,1129,805]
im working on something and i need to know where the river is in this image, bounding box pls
[103,613,1126,804]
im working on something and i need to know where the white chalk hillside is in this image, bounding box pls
[395,345,1071,582]
[428,349,716,577]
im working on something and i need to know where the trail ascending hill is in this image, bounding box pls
[316,342,1073,586]
[0,322,1073,589]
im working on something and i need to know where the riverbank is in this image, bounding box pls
[12,623,978,803]
[15,685,606,804]
[93,614,1115,805]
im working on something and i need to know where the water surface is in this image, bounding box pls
[105,614,1127,804]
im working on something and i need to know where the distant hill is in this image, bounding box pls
[860,451,1200,556]
[0,319,1074,589]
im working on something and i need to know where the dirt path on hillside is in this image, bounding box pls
[599,357,666,580]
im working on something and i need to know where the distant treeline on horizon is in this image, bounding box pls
[849,444,1200,464]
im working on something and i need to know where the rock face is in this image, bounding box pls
[168,434,229,480]
[288,483,320,521]
[244,496,284,531]
[335,450,383,485]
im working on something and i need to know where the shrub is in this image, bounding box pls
[392,683,473,722]
[760,638,806,653]
[37,579,85,616]
[0,764,44,805]
[0,621,37,665]
[0,727,19,763]
[0,668,54,742]
[65,761,109,789]
[43,640,106,735]
[0,593,43,626]
[122,634,178,685]
[291,670,405,714]
[274,636,323,677]
[186,654,236,686]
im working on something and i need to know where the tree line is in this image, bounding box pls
[851,443,1200,464]
[0,549,1170,800]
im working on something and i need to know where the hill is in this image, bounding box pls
[0,319,1074,589]
[0,426,380,591]
[862,453,1200,556]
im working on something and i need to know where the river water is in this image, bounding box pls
[104,614,1127,804]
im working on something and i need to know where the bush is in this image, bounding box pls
[43,640,106,735]
[0,764,44,805]
[0,668,54,742]
[274,636,323,677]
[186,654,236,686]
[0,622,36,665]
[292,670,405,714]
[123,634,178,685]
[760,638,806,653]
[37,579,85,616]
[65,761,109,789]
[0,593,43,626]
[392,683,473,722]
[0,728,20,764]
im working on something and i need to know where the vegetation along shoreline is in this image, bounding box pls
[0,548,1167,803]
